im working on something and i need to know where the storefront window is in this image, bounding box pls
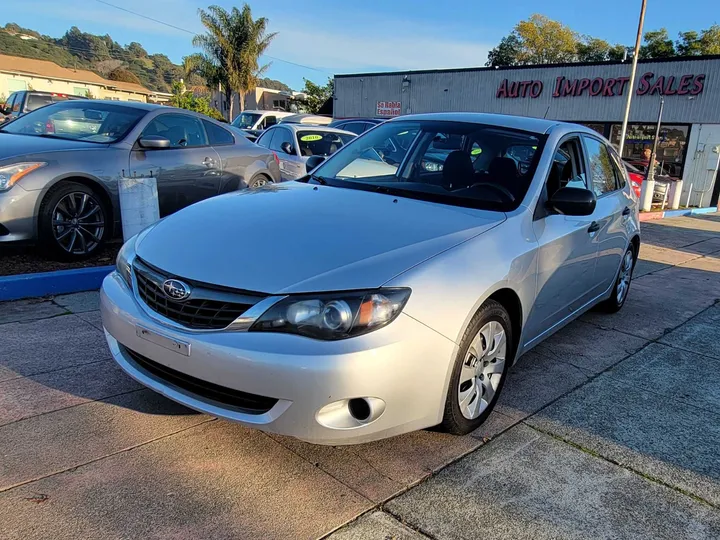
[609,124,689,179]
[581,123,606,136]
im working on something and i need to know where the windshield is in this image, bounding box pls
[297,131,355,157]
[311,120,546,211]
[0,101,146,143]
[232,112,262,129]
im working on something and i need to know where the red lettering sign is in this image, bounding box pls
[376,101,401,116]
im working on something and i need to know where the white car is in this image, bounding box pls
[101,113,640,445]
[255,124,355,181]
[231,110,294,141]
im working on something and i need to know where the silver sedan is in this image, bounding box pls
[101,113,640,445]
[0,100,280,258]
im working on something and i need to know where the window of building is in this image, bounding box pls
[610,123,688,179]
[580,123,606,136]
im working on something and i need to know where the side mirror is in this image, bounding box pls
[0,105,9,115]
[280,141,295,155]
[547,187,596,216]
[138,135,171,149]
[305,155,326,173]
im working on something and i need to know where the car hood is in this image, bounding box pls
[0,133,104,162]
[136,182,505,294]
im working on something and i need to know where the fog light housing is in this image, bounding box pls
[316,397,386,429]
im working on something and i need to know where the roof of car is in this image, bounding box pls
[242,110,294,116]
[389,112,565,134]
[274,124,355,136]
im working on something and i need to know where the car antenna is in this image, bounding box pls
[543,106,550,119]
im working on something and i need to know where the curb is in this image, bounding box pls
[639,206,717,222]
[0,265,114,302]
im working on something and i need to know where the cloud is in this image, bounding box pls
[267,23,492,74]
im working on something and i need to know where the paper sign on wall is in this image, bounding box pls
[376,101,401,117]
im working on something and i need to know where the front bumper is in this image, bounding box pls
[101,271,456,445]
[0,185,39,242]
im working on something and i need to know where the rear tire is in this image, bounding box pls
[440,300,513,435]
[249,174,272,189]
[598,245,636,313]
[38,182,108,260]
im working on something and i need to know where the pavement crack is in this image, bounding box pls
[0,418,217,494]
[381,507,440,539]
[524,423,719,510]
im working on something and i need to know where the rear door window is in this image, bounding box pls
[269,127,295,154]
[202,120,234,146]
[342,122,367,135]
[256,129,275,148]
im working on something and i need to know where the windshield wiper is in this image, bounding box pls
[307,173,328,185]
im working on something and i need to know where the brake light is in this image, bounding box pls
[272,152,280,165]
[45,120,55,134]
[51,93,68,98]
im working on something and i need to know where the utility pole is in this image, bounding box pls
[618,0,647,158]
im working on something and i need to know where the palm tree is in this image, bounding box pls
[192,4,276,120]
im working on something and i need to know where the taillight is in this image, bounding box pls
[272,152,280,165]
[45,120,55,134]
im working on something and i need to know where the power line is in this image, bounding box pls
[92,0,332,74]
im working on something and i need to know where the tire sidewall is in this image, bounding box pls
[249,174,272,189]
[443,300,513,434]
[611,246,636,311]
[39,182,108,259]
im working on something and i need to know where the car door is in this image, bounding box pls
[525,135,600,344]
[203,119,264,192]
[128,113,222,217]
[581,135,633,297]
[269,126,303,180]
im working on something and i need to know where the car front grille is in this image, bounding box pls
[123,346,278,414]
[133,258,265,330]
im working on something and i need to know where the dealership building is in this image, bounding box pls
[334,56,720,208]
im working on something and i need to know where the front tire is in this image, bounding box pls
[38,182,108,260]
[440,300,513,435]
[598,245,635,313]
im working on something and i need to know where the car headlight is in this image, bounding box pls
[116,234,138,288]
[250,288,411,340]
[0,162,46,191]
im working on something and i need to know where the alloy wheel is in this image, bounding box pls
[51,192,105,255]
[251,178,268,188]
[616,250,634,304]
[457,320,507,420]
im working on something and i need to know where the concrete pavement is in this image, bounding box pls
[1,214,719,539]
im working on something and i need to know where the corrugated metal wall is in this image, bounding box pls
[335,58,720,124]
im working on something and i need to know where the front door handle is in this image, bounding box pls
[588,221,600,233]
[622,207,631,216]
[202,157,215,167]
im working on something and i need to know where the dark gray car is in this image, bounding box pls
[0,100,281,258]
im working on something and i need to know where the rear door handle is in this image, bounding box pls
[588,221,600,233]
[622,207,631,216]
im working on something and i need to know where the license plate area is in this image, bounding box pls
[136,325,191,356]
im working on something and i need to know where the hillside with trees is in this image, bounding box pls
[0,22,291,94]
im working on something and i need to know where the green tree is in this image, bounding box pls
[698,25,720,54]
[169,81,225,121]
[486,34,521,67]
[515,14,578,64]
[576,37,612,62]
[641,29,676,58]
[486,14,578,66]
[676,31,702,56]
[302,78,333,114]
[608,44,629,61]
[192,4,276,120]
[108,68,141,85]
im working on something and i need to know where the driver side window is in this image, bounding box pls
[142,114,208,148]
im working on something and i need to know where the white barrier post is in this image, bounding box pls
[118,171,160,241]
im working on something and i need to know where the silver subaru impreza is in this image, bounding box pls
[101,113,640,445]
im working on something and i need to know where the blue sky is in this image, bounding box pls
[4,0,718,90]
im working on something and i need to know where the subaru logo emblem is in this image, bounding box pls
[162,279,191,301]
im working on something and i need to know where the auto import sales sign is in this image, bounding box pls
[376,101,401,116]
